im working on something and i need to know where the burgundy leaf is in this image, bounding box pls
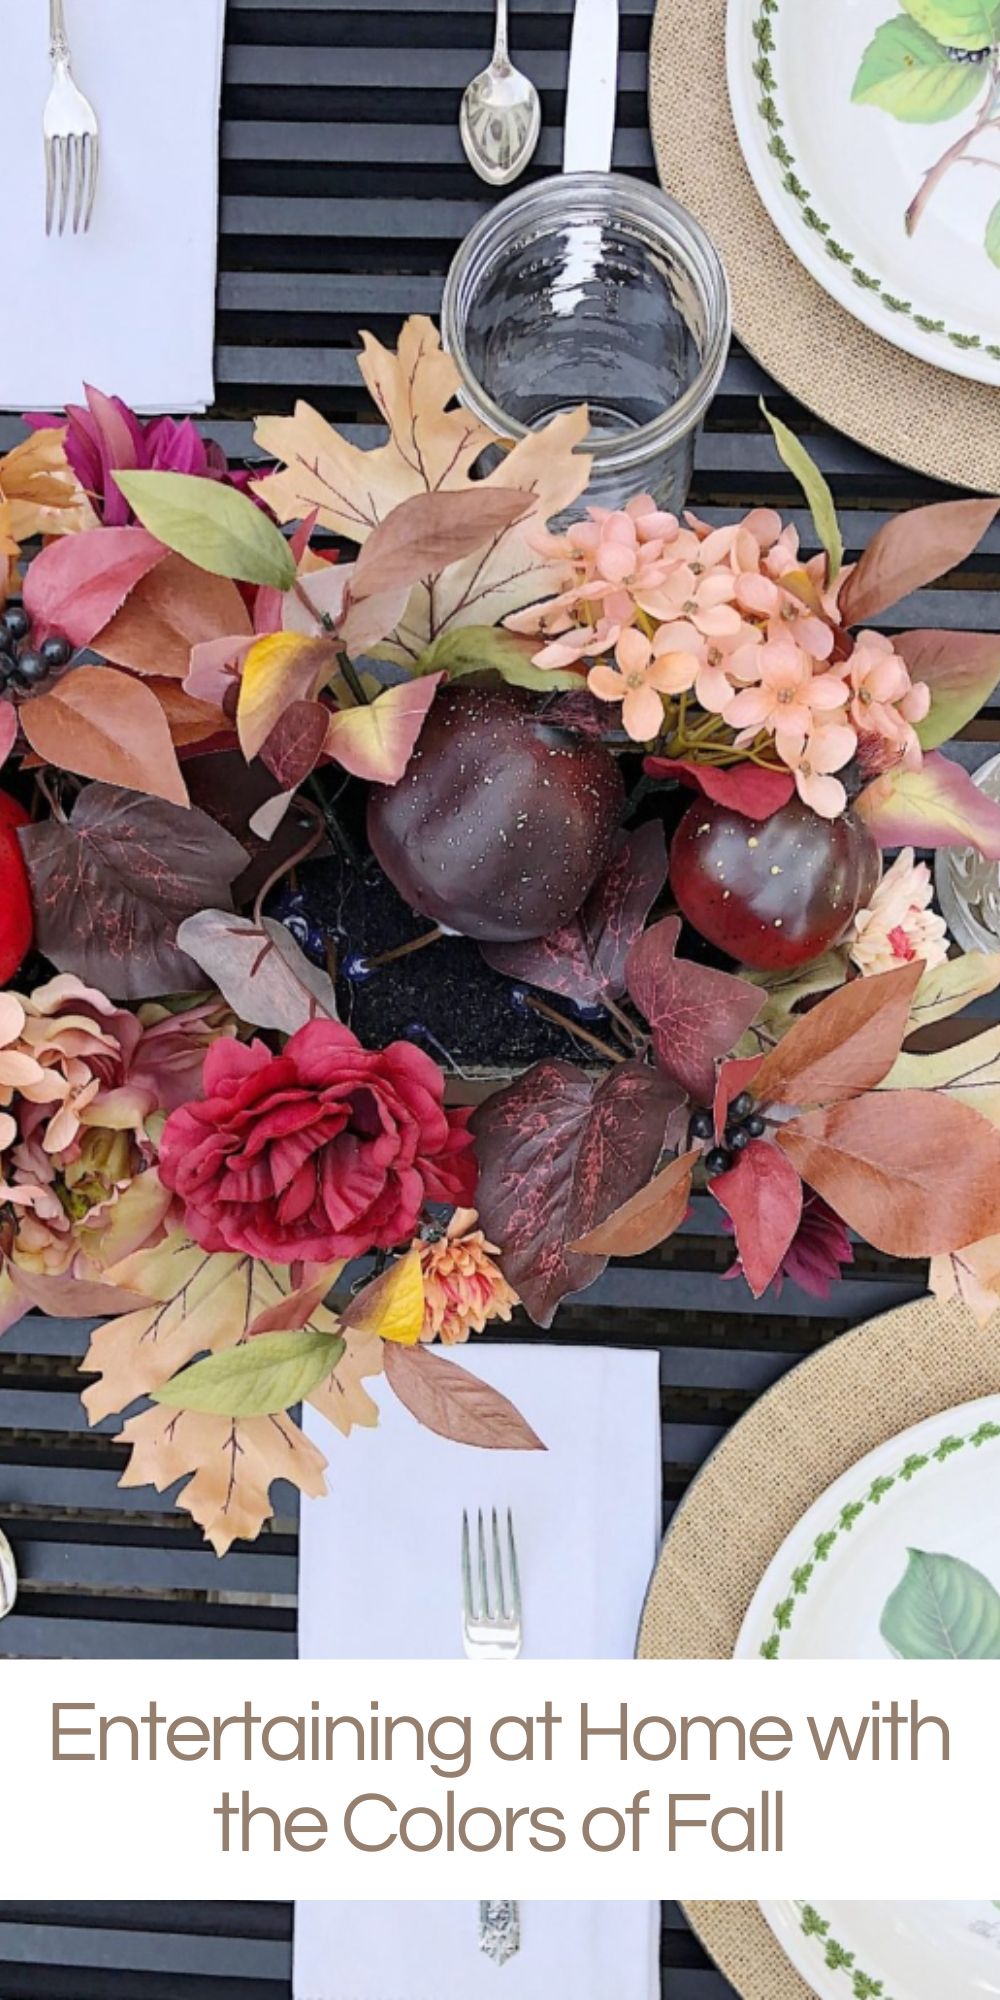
[18,784,249,1001]
[711,1140,803,1299]
[382,1342,545,1450]
[571,1146,698,1257]
[260,699,331,790]
[480,822,667,1004]
[643,756,795,820]
[625,915,761,1106]
[471,1058,681,1327]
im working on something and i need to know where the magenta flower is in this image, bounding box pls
[23,386,253,527]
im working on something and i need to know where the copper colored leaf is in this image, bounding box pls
[349,487,532,601]
[713,1054,764,1139]
[252,316,591,661]
[92,554,253,680]
[855,752,1000,859]
[10,1270,151,1318]
[20,664,189,807]
[149,680,229,748]
[895,629,1000,752]
[839,499,999,626]
[260,699,330,789]
[382,1341,545,1450]
[248,1264,345,1337]
[471,1059,681,1326]
[480,822,667,1004]
[777,1090,1000,1257]
[643,755,796,820]
[570,1146,698,1257]
[116,1404,328,1555]
[324,673,441,783]
[19,785,248,1002]
[23,525,166,648]
[711,1139,803,1299]
[751,959,924,1109]
[175,910,339,1033]
[625,915,761,1105]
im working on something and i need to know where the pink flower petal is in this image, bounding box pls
[622,683,665,742]
[725,684,774,728]
[796,768,847,817]
[616,626,651,674]
[695,603,743,638]
[587,663,628,704]
[650,619,704,657]
[807,721,859,772]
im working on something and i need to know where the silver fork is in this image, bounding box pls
[462,1509,522,1967]
[44,0,100,236]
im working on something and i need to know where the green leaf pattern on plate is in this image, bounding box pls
[902,0,1000,48]
[880,1548,1000,1656]
[852,16,987,122]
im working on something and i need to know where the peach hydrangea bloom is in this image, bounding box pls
[419,1210,519,1345]
[588,627,689,740]
[836,631,930,763]
[723,637,850,745]
[777,723,859,817]
[849,848,949,977]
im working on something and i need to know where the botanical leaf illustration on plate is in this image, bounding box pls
[852,0,1000,264]
[880,1547,1000,1656]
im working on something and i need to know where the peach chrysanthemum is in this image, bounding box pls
[849,848,949,977]
[419,1209,519,1345]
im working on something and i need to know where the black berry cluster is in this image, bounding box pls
[689,1091,767,1178]
[945,43,992,60]
[0,604,72,692]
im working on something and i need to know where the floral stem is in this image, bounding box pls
[363,928,444,970]
[292,575,371,707]
[906,100,1000,236]
[307,773,364,873]
[252,803,326,925]
[603,994,646,1048]
[524,995,625,1062]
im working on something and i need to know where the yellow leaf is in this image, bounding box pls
[236,631,335,762]
[878,1027,1000,1125]
[906,952,1000,1032]
[117,1405,328,1555]
[345,1245,425,1345]
[252,316,591,662]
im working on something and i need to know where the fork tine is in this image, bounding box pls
[461,1509,474,1623]
[72,135,86,234]
[491,1506,508,1618]
[57,136,71,235]
[83,130,99,232]
[477,1507,491,1620]
[507,1508,522,1623]
[45,137,56,236]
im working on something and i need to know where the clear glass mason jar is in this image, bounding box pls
[441,172,731,519]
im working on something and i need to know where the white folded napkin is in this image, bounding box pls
[3,0,225,411]
[299,1343,662,1660]
[293,1900,660,2000]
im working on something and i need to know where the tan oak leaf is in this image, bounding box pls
[930,1234,1000,1328]
[252,316,591,662]
[306,1325,384,1439]
[116,1405,328,1555]
[877,1027,1000,1126]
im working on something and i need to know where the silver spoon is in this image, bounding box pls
[459,0,541,188]
[0,1525,16,1622]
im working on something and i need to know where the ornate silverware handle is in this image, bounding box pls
[479,1901,521,1966]
[49,0,71,65]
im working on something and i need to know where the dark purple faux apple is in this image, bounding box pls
[367,683,624,942]
[669,793,881,972]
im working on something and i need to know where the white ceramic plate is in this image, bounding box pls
[726,0,1000,384]
[761,1901,1000,2000]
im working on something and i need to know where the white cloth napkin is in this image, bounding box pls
[299,1344,661,1660]
[3,0,225,411]
[292,1901,661,2000]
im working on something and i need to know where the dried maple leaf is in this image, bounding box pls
[930,1235,1000,1327]
[117,1404,328,1555]
[0,427,95,543]
[471,1058,682,1326]
[252,315,591,661]
[307,1327,384,1439]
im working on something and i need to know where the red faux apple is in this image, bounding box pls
[669,793,880,971]
[367,684,624,942]
[0,790,33,982]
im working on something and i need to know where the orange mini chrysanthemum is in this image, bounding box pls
[419,1209,519,1345]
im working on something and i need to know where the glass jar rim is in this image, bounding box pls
[442,171,732,475]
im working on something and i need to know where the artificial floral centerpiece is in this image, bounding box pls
[1,322,1000,1550]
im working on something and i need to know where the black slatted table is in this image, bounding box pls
[0,0,997,1994]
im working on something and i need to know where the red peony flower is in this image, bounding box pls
[157,1022,477,1263]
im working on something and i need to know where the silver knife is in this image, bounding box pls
[563,0,620,173]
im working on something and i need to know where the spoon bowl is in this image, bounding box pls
[459,3,541,188]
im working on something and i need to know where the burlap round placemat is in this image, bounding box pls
[648,0,1000,492]
[638,1293,1000,1996]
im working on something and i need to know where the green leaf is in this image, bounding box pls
[852,16,987,121]
[414,625,584,691]
[902,0,1000,49]
[152,1328,346,1418]
[880,1548,1000,1657]
[987,199,1000,270]
[113,472,297,590]
[760,402,843,582]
